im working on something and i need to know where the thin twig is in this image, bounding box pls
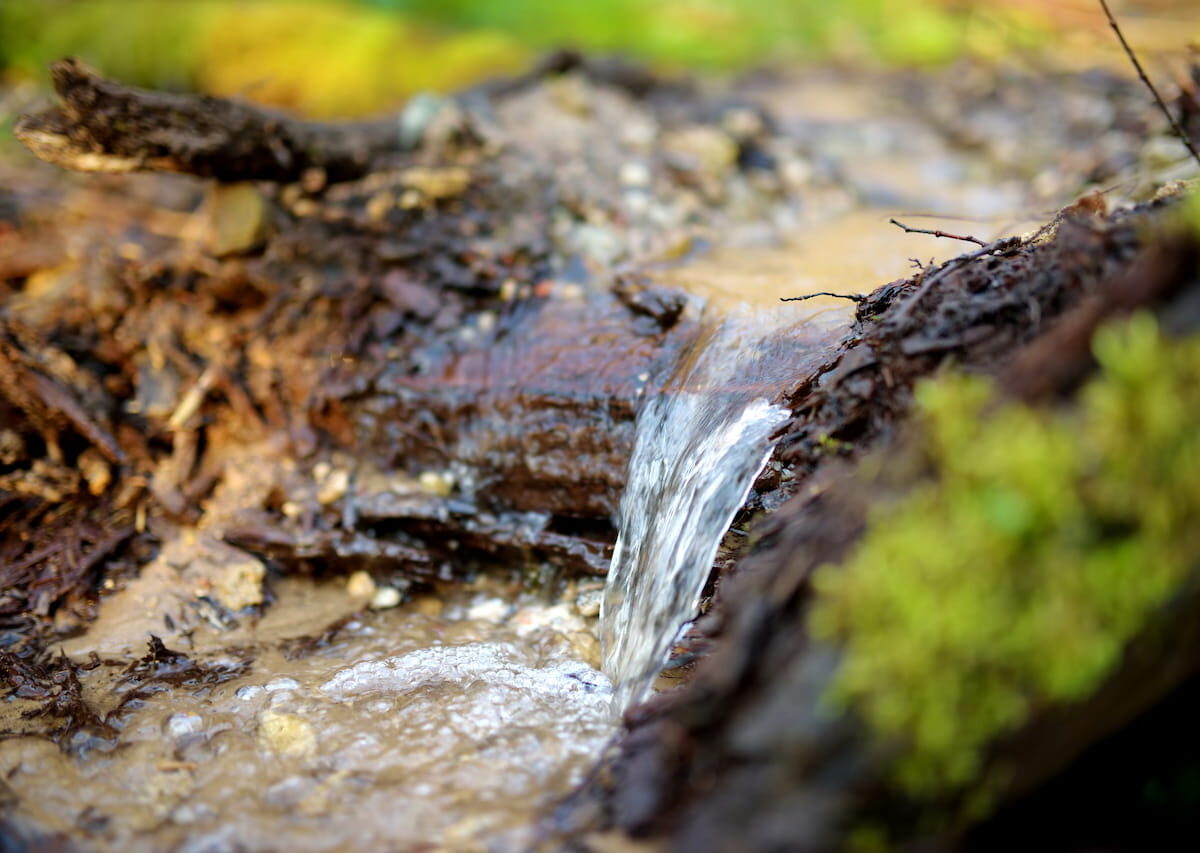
[780,291,866,304]
[890,218,986,246]
[1098,0,1200,170]
[888,235,1025,324]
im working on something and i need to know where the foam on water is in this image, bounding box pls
[0,583,616,852]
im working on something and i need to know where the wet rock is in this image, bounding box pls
[206,182,269,257]
[369,586,402,610]
[345,570,376,601]
[613,277,688,330]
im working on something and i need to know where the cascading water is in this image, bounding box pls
[600,310,795,710]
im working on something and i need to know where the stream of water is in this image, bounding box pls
[600,312,794,710]
[0,261,853,852]
[0,579,616,852]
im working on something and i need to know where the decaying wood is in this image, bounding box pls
[11,52,704,186]
[14,58,401,182]
[0,319,123,464]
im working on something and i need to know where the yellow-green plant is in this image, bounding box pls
[810,310,1200,797]
[1,1,1052,117]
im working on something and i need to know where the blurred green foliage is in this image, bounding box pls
[809,301,1200,798]
[0,0,208,92]
[0,0,1049,116]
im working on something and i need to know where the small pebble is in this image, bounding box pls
[347,571,376,599]
[619,161,652,188]
[411,595,445,618]
[370,586,402,610]
[575,589,603,618]
[258,710,317,759]
[417,470,454,496]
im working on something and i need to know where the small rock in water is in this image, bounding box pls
[346,570,376,600]
[257,710,317,759]
[235,684,265,702]
[575,588,603,618]
[467,598,510,622]
[370,586,402,610]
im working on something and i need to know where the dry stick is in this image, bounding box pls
[780,291,866,304]
[889,217,986,246]
[1098,0,1200,170]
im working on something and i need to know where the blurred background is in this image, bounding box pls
[0,0,1198,118]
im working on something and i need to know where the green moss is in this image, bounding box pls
[809,310,1200,797]
[1180,186,1200,238]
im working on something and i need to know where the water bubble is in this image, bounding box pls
[165,712,204,738]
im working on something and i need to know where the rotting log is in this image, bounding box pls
[2,53,796,643]
[14,58,402,183]
[11,51,703,185]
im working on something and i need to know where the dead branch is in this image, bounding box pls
[14,58,401,183]
[889,217,986,246]
[780,292,866,304]
[1098,0,1200,170]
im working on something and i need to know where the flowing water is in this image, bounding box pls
[0,578,617,852]
[601,311,812,710]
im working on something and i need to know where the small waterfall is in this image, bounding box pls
[600,312,793,710]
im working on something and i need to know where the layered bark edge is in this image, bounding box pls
[13,58,401,183]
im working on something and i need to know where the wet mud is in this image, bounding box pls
[1,577,615,851]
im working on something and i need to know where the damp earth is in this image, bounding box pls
[0,577,614,851]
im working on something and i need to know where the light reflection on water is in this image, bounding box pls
[0,581,616,852]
